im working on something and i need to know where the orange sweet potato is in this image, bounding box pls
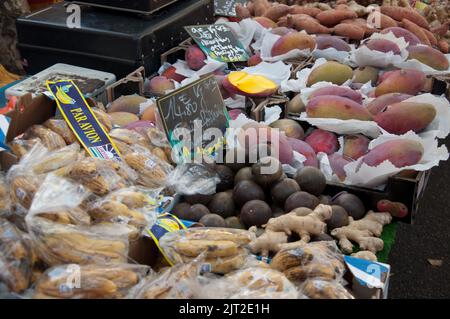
[236,4,251,19]
[316,9,358,27]
[287,14,332,34]
[263,4,291,22]
[421,27,438,47]
[253,0,271,16]
[333,23,365,40]
[438,39,449,54]
[381,6,429,30]
[289,5,321,17]
[341,18,376,36]
[431,23,449,37]
[367,11,398,29]
[402,19,431,46]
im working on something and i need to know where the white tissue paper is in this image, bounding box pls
[172,57,226,78]
[243,61,291,85]
[343,131,449,188]
[312,45,357,67]
[394,51,450,76]
[353,32,409,68]
[258,31,314,62]
[221,18,266,52]
[280,58,328,93]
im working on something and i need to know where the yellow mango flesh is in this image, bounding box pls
[227,71,277,94]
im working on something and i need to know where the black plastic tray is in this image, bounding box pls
[69,0,178,15]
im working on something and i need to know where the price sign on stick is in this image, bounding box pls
[156,75,229,161]
[185,24,249,63]
[214,0,247,17]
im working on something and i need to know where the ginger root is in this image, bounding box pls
[351,250,378,262]
[331,211,392,254]
[249,204,332,256]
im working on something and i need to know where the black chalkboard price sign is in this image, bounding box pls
[185,24,249,63]
[214,0,247,17]
[156,75,229,160]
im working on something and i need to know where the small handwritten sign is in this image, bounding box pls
[185,24,249,63]
[214,0,247,17]
[156,75,229,160]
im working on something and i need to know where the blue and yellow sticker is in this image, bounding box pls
[147,213,189,265]
[46,80,121,161]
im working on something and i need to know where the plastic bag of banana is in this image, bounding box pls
[0,173,10,217]
[24,175,131,266]
[159,228,256,275]
[33,263,151,299]
[0,218,33,294]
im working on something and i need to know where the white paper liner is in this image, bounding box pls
[394,52,450,76]
[172,57,226,78]
[242,61,291,85]
[280,58,328,93]
[298,82,367,108]
[312,45,357,67]
[343,131,449,188]
[317,152,343,184]
[225,95,246,109]
[220,18,266,51]
[258,31,313,62]
[353,32,409,68]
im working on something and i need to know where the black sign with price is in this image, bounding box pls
[185,24,249,63]
[214,0,248,17]
[156,75,229,159]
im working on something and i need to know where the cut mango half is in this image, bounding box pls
[223,71,278,98]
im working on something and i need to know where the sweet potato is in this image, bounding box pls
[288,15,332,34]
[431,23,449,37]
[253,0,271,16]
[402,19,431,46]
[333,23,365,40]
[247,2,254,15]
[421,27,437,47]
[289,5,321,17]
[316,9,358,27]
[438,39,449,54]
[381,6,429,30]
[341,18,376,36]
[264,4,291,22]
[367,11,398,29]
[236,4,251,19]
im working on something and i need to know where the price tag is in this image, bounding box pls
[214,0,247,17]
[185,24,249,63]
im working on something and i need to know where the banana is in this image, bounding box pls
[174,240,239,258]
[283,264,336,282]
[270,247,314,272]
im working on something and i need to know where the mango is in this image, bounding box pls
[365,39,401,55]
[108,95,147,114]
[305,129,339,155]
[307,61,353,87]
[287,137,318,168]
[343,135,370,160]
[375,69,426,97]
[270,119,304,140]
[315,35,351,52]
[147,76,175,96]
[309,86,362,104]
[407,45,450,71]
[352,66,379,85]
[306,95,372,121]
[271,32,316,57]
[328,153,351,181]
[108,112,139,127]
[271,27,294,36]
[287,93,305,114]
[161,66,186,83]
[254,17,277,29]
[374,102,436,134]
[248,53,262,67]
[380,27,421,45]
[185,45,206,71]
[140,104,157,122]
[223,71,278,98]
[367,93,413,115]
[362,139,423,168]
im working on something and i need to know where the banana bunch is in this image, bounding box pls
[92,108,113,132]
[301,279,355,299]
[160,228,255,274]
[0,176,9,214]
[23,125,66,151]
[44,119,77,145]
[27,218,129,266]
[223,268,298,299]
[270,241,345,283]
[124,152,172,190]
[34,263,149,299]
[0,218,32,293]
[10,175,40,211]
[9,138,41,159]
[55,85,76,105]
[36,207,91,226]
[31,143,82,175]
[69,158,135,195]
[129,263,199,299]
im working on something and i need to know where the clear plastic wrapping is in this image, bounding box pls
[0,218,33,293]
[33,263,150,299]
[160,228,255,274]
[166,163,220,195]
[0,173,9,216]
[22,125,66,150]
[9,138,41,159]
[25,175,131,266]
[270,241,346,284]
[43,119,77,145]
[299,279,354,299]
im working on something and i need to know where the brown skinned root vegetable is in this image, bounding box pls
[367,11,398,30]
[401,19,431,46]
[263,4,291,22]
[381,6,430,30]
[249,204,333,256]
[333,23,365,40]
[290,5,321,17]
[331,211,392,253]
[316,9,358,27]
[351,251,378,262]
[377,199,409,218]
[287,15,332,34]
